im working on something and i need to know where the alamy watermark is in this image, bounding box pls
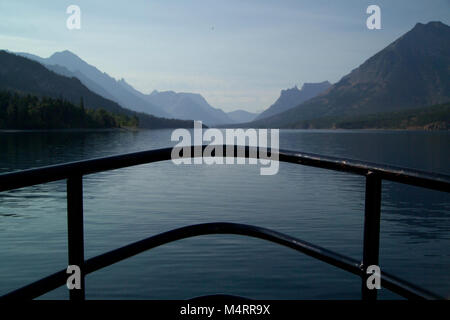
[366,5,381,30]
[66,5,81,30]
[366,265,381,290]
[64,5,380,31]
[171,121,280,175]
[66,263,382,292]
[66,265,81,290]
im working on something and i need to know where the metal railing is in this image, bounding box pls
[0,145,449,300]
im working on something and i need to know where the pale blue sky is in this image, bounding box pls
[1,0,449,112]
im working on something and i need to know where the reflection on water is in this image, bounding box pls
[382,182,450,241]
[0,129,449,299]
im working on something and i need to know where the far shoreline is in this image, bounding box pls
[1,127,449,133]
[0,127,137,133]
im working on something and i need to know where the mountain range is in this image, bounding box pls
[16,50,172,118]
[248,21,450,128]
[0,50,194,129]
[15,50,237,125]
[8,49,262,126]
[3,21,450,130]
[144,90,234,125]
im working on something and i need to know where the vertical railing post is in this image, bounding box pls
[361,171,382,300]
[67,175,85,300]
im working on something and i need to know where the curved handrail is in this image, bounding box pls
[0,145,448,300]
[0,145,449,192]
[0,222,442,300]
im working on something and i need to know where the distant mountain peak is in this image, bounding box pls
[398,20,450,44]
[256,81,332,120]
[414,21,448,30]
[49,50,82,61]
[145,90,234,125]
[281,86,300,94]
[302,81,331,90]
[54,49,75,55]
[45,50,95,73]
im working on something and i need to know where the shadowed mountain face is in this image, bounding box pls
[251,21,450,128]
[255,81,331,120]
[16,50,171,118]
[0,51,195,129]
[144,90,235,126]
[0,51,126,115]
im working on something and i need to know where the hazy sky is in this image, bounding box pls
[1,0,449,112]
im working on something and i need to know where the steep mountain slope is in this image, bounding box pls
[15,50,171,118]
[251,21,450,128]
[44,63,116,101]
[255,81,331,120]
[0,51,194,129]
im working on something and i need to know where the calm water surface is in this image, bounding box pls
[0,129,449,299]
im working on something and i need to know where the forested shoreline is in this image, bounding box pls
[0,91,138,129]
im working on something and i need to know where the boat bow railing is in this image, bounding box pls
[0,145,449,300]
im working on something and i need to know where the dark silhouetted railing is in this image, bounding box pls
[0,145,449,300]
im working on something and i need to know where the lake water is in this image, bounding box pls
[0,129,449,299]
